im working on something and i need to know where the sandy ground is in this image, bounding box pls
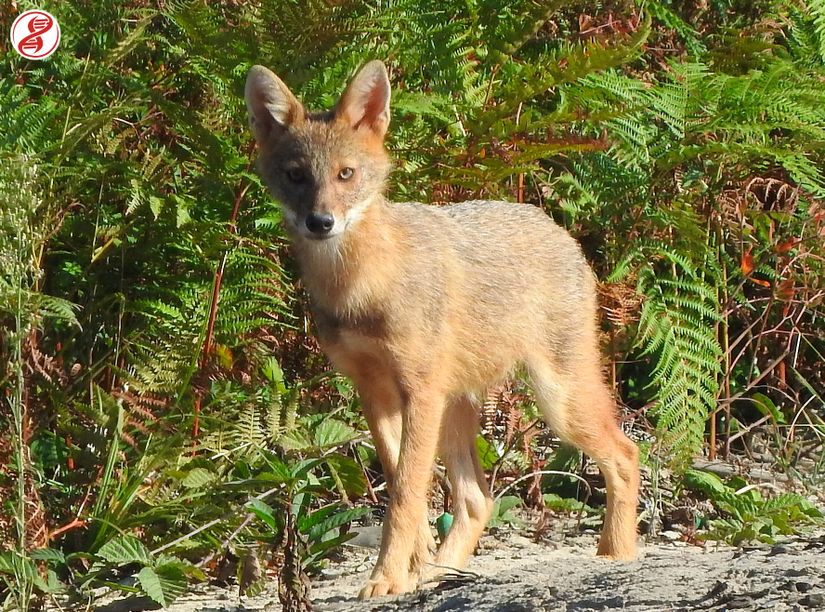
[314,529,825,612]
[92,525,825,612]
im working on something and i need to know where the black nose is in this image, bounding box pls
[305,212,335,235]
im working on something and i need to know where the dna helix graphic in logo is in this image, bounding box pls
[10,10,61,60]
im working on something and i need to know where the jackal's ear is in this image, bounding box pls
[336,60,391,138]
[245,65,304,143]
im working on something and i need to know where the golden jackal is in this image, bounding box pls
[245,60,639,599]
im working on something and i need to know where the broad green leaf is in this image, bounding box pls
[543,493,596,514]
[278,429,314,451]
[181,467,217,489]
[97,536,152,566]
[305,506,371,543]
[148,195,163,219]
[488,495,523,527]
[684,470,727,495]
[476,435,500,471]
[246,498,281,533]
[0,551,16,572]
[156,556,207,581]
[324,455,367,497]
[313,419,358,449]
[138,565,187,607]
[30,548,66,564]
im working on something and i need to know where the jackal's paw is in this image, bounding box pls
[596,535,637,561]
[358,570,415,599]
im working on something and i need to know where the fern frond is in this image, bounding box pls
[636,265,723,466]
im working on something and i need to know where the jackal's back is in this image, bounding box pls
[386,199,598,388]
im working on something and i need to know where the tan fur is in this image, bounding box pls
[245,61,640,599]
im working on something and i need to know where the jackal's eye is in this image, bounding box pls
[285,167,306,184]
[338,167,355,181]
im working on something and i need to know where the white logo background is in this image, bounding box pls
[10,10,61,60]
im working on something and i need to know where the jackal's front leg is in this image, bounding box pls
[359,391,444,599]
[357,381,436,577]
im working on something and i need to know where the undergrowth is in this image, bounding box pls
[1,0,823,608]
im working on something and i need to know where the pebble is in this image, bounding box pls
[345,525,383,549]
[799,593,825,608]
[509,535,534,548]
[727,597,754,608]
[320,568,343,579]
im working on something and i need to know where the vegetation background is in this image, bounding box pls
[1,0,823,609]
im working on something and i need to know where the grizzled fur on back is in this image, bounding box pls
[245,60,639,600]
[326,198,599,394]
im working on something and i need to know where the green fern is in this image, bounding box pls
[685,470,823,544]
[637,267,723,465]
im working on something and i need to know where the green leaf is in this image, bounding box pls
[488,495,523,527]
[0,551,16,573]
[751,393,786,424]
[97,536,152,566]
[305,505,371,543]
[173,195,192,227]
[181,467,217,489]
[246,498,282,533]
[279,429,314,451]
[684,470,727,496]
[138,565,187,607]
[324,455,367,497]
[30,548,66,565]
[543,493,595,514]
[155,555,207,581]
[393,91,453,122]
[476,435,500,471]
[313,419,358,449]
[148,195,163,219]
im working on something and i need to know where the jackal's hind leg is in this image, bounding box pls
[427,395,493,579]
[527,354,639,560]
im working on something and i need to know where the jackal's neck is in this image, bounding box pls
[293,197,399,316]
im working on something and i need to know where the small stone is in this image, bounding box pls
[509,535,534,547]
[800,593,825,608]
[320,568,341,579]
[727,597,754,608]
[795,582,813,593]
[661,530,682,541]
[345,525,383,549]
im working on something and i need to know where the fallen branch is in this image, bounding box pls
[692,459,792,485]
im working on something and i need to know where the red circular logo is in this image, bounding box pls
[10,10,61,60]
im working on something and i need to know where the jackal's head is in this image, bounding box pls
[245,61,391,240]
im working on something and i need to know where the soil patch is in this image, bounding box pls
[114,528,825,611]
